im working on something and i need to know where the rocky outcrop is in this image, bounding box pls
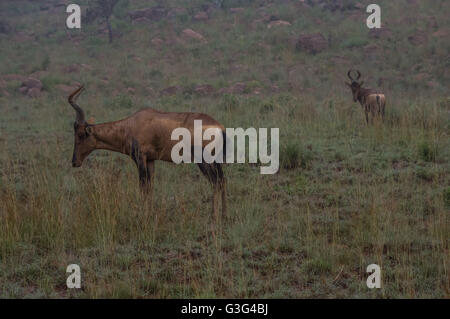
[267,20,291,29]
[181,29,206,42]
[193,12,209,22]
[129,7,166,22]
[167,7,188,18]
[194,84,215,96]
[160,86,179,96]
[296,33,328,54]
[151,37,164,47]
[408,31,428,45]
[218,82,247,95]
[20,77,43,98]
[22,77,43,91]
[229,8,245,13]
[369,27,393,40]
[26,87,42,98]
[62,64,92,74]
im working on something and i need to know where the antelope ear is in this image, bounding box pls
[359,81,364,87]
[345,82,351,87]
[85,126,94,136]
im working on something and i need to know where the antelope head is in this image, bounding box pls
[68,86,96,167]
[345,70,364,102]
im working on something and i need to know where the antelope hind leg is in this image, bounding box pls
[197,163,218,217]
[213,163,227,218]
[198,163,225,219]
[212,185,220,220]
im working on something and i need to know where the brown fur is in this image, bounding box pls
[68,86,227,217]
[345,70,386,124]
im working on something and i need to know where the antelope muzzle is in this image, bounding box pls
[72,151,82,167]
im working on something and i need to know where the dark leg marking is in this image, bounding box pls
[131,138,148,187]
[197,163,217,184]
[213,163,225,187]
[197,163,225,186]
[196,143,227,217]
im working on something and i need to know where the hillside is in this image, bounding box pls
[0,0,449,100]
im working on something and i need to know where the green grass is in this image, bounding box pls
[0,93,448,298]
[0,0,449,298]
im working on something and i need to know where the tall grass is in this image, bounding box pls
[0,93,448,298]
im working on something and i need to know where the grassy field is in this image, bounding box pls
[0,0,449,298]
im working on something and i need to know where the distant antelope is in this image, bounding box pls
[345,70,386,124]
[68,86,227,217]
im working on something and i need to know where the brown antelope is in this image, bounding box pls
[68,86,227,217]
[345,70,386,124]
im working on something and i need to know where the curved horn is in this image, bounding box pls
[356,70,361,80]
[68,85,86,124]
[347,70,354,81]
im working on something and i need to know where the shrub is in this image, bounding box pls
[260,102,274,114]
[145,69,163,80]
[281,143,300,169]
[221,94,240,111]
[418,140,437,162]
[41,55,50,70]
[280,142,313,170]
[443,188,450,208]
[269,72,281,83]
[243,80,262,94]
[302,257,332,275]
[41,75,63,91]
[415,167,435,182]
[341,37,369,49]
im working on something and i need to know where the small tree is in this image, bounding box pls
[212,0,225,9]
[86,0,120,43]
[98,0,119,43]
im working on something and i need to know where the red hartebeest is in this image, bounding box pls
[68,86,227,217]
[345,70,386,124]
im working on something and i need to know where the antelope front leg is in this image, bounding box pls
[130,139,152,195]
[371,108,376,125]
[145,160,155,200]
[138,166,150,194]
[363,104,369,125]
